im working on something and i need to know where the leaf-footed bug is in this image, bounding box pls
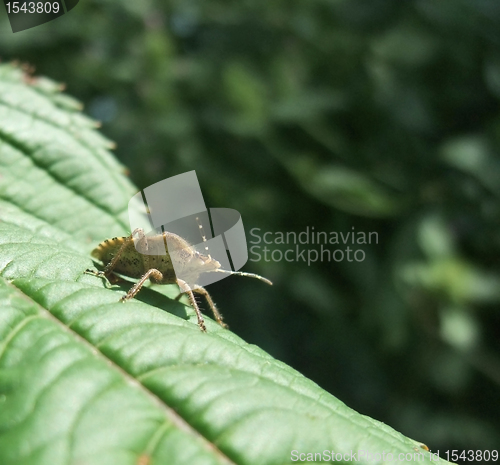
[86,225,272,332]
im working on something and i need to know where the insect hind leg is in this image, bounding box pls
[84,268,122,285]
[192,285,228,329]
[98,228,147,278]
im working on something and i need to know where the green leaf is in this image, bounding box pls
[276,152,403,217]
[0,63,453,465]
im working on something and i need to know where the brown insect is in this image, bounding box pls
[87,227,272,331]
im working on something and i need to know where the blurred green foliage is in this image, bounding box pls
[2,0,500,460]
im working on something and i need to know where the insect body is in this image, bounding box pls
[88,228,272,332]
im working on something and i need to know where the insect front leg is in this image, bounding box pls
[192,285,228,329]
[121,268,163,302]
[177,279,207,332]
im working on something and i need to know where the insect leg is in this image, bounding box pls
[121,268,163,302]
[192,285,228,329]
[84,268,122,285]
[177,279,207,332]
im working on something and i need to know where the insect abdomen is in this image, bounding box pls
[92,237,144,278]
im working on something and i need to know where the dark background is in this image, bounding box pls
[2,1,500,462]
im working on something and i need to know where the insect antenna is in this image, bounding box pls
[214,269,273,286]
[195,216,272,286]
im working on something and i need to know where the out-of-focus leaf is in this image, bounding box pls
[286,157,403,217]
[441,135,500,196]
[402,258,500,304]
[418,214,455,259]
